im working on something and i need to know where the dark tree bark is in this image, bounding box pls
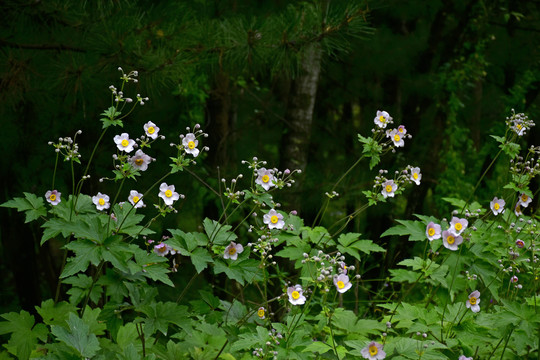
[279,43,322,211]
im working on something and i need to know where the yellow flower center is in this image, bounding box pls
[270,215,279,224]
[291,291,300,300]
[385,185,393,193]
[121,139,129,147]
[394,134,401,142]
[148,126,155,134]
[455,223,462,231]
[257,308,265,318]
[379,115,386,123]
[399,127,404,133]
[49,194,56,201]
[521,194,528,202]
[517,124,522,130]
[188,140,196,150]
[135,158,144,166]
[428,228,435,236]
[262,174,270,183]
[228,247,236,255]
[369,345,378,356]
[413,172,418,179]
[133,196,140,203]
[469,296,477,305]
[98,198,105,206]
[158,245,167,253]
[447,235,455,244]
[337,281,345,289]
[165,190,173,198]
[494,203,500,210]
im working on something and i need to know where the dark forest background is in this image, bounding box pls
[1,0,539,315]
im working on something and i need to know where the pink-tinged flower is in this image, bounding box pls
[381,180,397,198]
[263,209,285,230]
[490,197,505,215]
[45,190,61,206]
[182,133,199,157]
[466,290,481,313]
[114,133,136,153]
[129,150,152,171]
[158,183,180,206]
[459,355,473,360]
[144,121,160,139]
[410,167,421,185]
[448,217,468,236]
[154,243,175,256]
[510,275,518,283]
[426,222,442,241]
[388,129,405,147]
[128,190,144,208]
[257,307,266,319]
[516,239,525,248]
[223,241,244,261]
[518,193,532,208]
[287,284,306,305]
[514,202,522,216]
[361,341,386,359]
[374,110,392,129]
[92,192,110,211]
[397,125,407,135]
[333,274,352,293]
[442,230,463,251]
[255,167,275,191]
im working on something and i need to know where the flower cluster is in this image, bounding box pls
[242,157,302,191]
[374,165,422,199]
[426,216,468,251]
[506,110,535,136]
[48,131,83,162]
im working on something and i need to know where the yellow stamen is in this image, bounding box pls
[148,126,155,134]
[98,198,105,206]
[413,173,418,179]
[494,203,500,210]
[469,296,477,305]
[133,196,140,203]
[455,223,462,231]
[447,235,455,245]
[270,215,279,224]
[49,194,56,201]
[165,190,173,198]
[188,140,196,150]
[428,228,435,237]
[369,345,378,356]
[262,174,270,183]
[337,281,345,289]
[379,115,386,123]
[228,247,236,255]
[121,139,129,147]
[385,185,393,193]
[394,134,400,142]
[135,158,144,166]
[257,308,265,318]
[521,194,528,202]
[291,291,300,300]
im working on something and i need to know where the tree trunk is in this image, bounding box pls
[279,43,322,211]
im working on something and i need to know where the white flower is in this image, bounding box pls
[466,290,481,313]
[128,190,144,208]
[490,197,505,215]
[426,222,441,241]
[381,180,397,198]
[410,167,421,185]
[287,284,306,305]
[518,193,532,208]
[257,307,266,319]
[223,241,244,261]
[114,133,136,153]
[459,356,473,360]
[514,202,522,216]
[374,110,392,129]
[182,133,199,157]
[442,230,463,251]
[45,190,61,206]
[263,209,285,229]
[144,121,160,139]
[92,192,110,211]
[361,341,386,360]
[512,120,526,136]
[158,182,180,206]
[154,243,175,256]
[388,129,404,147]
[255,167,275,191]
[448,216,468,236]
[333,274,352,293]
[397,125,407,135]
[129,150,152,171]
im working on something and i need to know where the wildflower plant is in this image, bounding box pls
[1,71,539,360]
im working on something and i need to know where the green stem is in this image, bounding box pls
[440,248,462,342]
